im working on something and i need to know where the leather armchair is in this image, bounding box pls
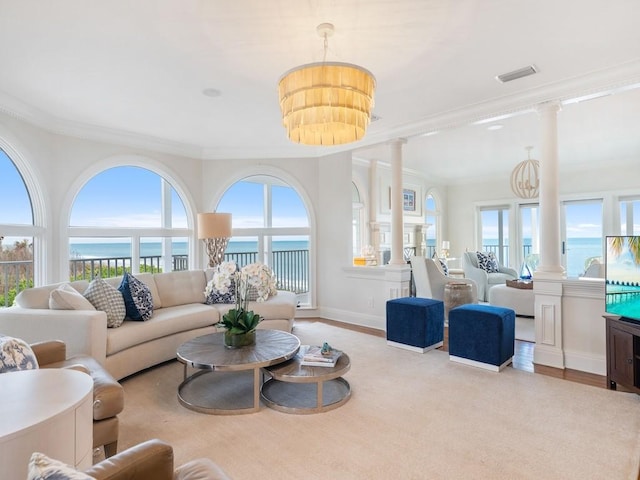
[462,251,518,301]
[30,340,124,457]
[84,439,231,480]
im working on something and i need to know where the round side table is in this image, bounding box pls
[444,282,474,323]
[0,369,94,479]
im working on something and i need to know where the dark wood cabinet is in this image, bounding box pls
[605,315,640,394]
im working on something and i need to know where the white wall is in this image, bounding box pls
[3,108,640,370]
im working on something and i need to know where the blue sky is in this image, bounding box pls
[0,150,32,225]
[1,154,309,246]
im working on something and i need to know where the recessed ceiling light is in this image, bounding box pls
[202,88,221,98]
[487,124,503,131]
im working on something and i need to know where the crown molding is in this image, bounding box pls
[1,60,639,162]
[0,90,203,158]
[361,59,640,147]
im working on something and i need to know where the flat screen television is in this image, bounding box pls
[605,235,640,323]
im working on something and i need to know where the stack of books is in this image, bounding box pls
[300,345,342,367]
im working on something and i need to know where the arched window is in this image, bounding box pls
[0,148,35,306]
[68,166,190,279]
[217,175,311,306]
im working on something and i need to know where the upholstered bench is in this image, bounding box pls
[448,304,515,371]
[386,297,444,353]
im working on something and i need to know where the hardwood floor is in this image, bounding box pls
[295,318,607,389]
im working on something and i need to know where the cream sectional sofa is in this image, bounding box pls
[0,270,297,380]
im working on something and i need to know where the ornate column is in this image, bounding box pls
[385,139,410,300]
[389,138,407,266]
[536,101,564,277]
[533,101,565,369]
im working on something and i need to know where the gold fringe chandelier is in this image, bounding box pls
[278,23,376,146]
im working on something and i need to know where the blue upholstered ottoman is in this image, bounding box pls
[386,297,444,353]
[448,304,515,371]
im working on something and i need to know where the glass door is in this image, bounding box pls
[479,207,510,266]
[562,199,603,277]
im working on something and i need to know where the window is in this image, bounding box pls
[562,199,603,277]
[0,148,35,306]
[352,182,364,256]
[519,203,540,273]
[424,194,438,258]
[217,175,311,306]
[620,196,640,235]
[479,206,510,266]
[68,166,190,279]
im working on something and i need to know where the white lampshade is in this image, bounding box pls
[442,241,450,250]
[197,213,232,239]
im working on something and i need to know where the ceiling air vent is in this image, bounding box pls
[496,65,538,83]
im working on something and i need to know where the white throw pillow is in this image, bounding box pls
[49,283,96,310]
[28,452,95,480]
[83,277,126,328]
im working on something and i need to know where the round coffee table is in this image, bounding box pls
[261,350,351,414]
[176,330,300,414]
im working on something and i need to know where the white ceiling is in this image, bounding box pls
[0,0,639,183]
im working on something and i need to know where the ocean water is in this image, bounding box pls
[449,237,603,278]
[69,240,309,258]
[70,238,601,277]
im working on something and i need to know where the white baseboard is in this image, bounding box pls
[533,344,565,369]
[564,349,606,376]
[316,306,385,331]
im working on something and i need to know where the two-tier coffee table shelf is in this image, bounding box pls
[261,350,351,414]
[176,330,300,415]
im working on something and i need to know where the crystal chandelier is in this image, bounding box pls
[510,146,540,199]
[278,23,376,146]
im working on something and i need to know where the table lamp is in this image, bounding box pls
[441,240,450,258]
[197,212,232,268]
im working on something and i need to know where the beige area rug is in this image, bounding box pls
[118,322,640,480]
[515,316,535,342]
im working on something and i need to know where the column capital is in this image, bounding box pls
[387,137,408,146]
[535,100,562,115]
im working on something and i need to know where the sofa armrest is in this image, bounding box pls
[0,307,108,365]
[30,340,67,365]
[85,438,174,480]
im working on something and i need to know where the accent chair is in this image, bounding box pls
[410,256,478,302]
[462,251,518,302]
[30,340,124,458]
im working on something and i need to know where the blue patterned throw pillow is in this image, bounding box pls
[438,258,449,276]
[476,251,499,273]
[0,335,39,373]
[431,252,449,276]
[118,272,154,321]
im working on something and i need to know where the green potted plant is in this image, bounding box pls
[217,271,261,348]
